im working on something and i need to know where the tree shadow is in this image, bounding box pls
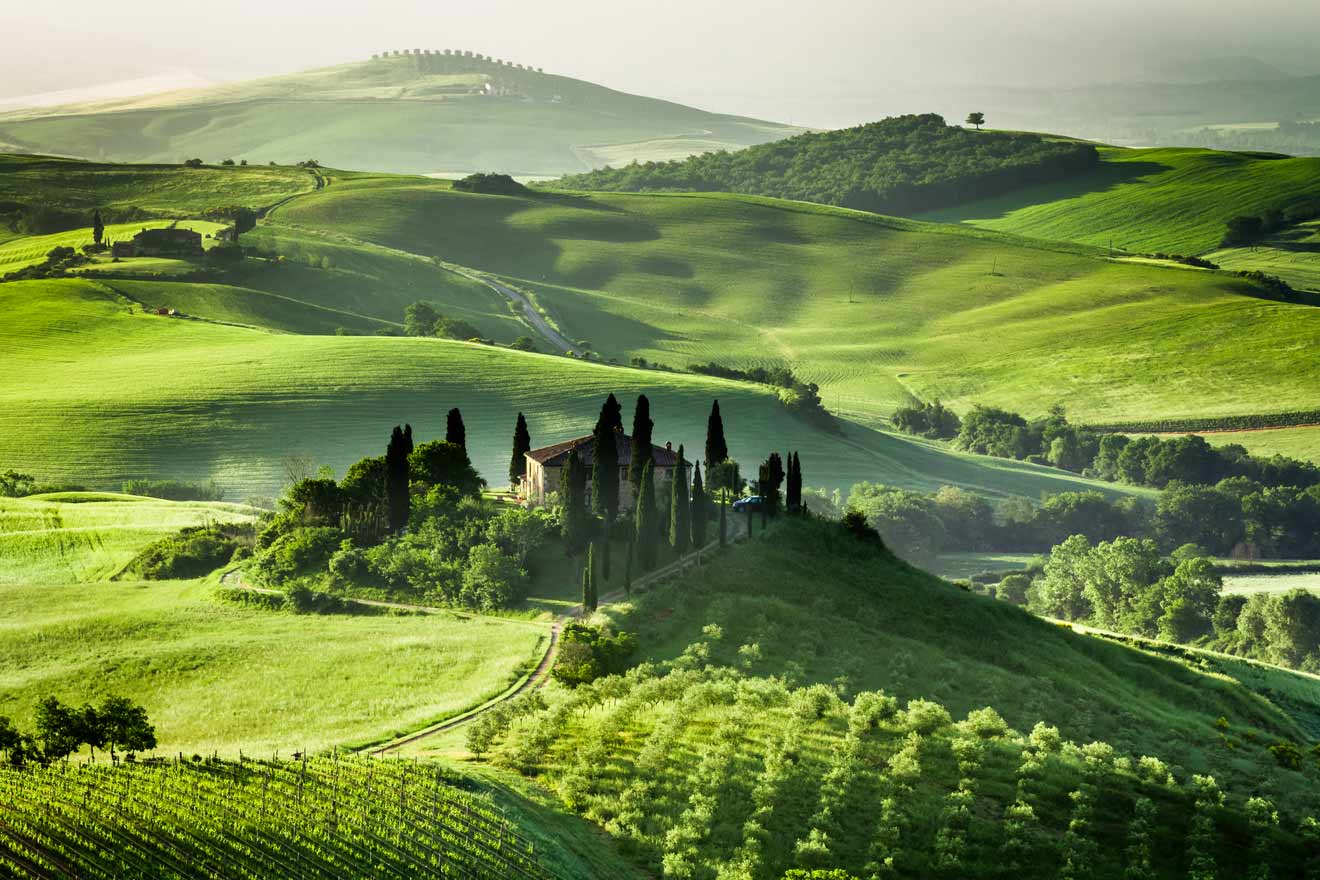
[922,159,1172,223]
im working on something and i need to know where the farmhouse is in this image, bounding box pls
[114,227,204,258]
[522,431,678,510]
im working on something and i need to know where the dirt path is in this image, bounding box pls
[443,266,578,355]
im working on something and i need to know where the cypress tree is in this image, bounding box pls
[635,460,658,571]
[719,497,727,547]
[690,461,708,548]
[669,445,690,555]
[705,400,728,489]
[403,423,414,456]
[446,408,466,450]
[581,542,597,612]
[623,538,634,596]
[560,450,588,553]
[591,394,622,516]
[385,425,410,532]
[92,209,104,247]
[787,451,803,513]
[601,513,612,581]
[760,453,785,518]
[509,412,531,489]
[627,395,653,497]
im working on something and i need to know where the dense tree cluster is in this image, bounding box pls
[122,522,254,580]
[402,301,483,341]
[452,173,528,195]
[120,478,225,501]
[1,696,155,766]
[689,363,835,429]
[892,400,961,440]
[551,623,636,687]
[555,115,1099,216]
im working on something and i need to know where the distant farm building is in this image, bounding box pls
[522,431,678,510]
[113,227,204,258]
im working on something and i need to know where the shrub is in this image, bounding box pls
[551,624,637,687]
[790,684,842,722]
[121,478,225,502]
[1268,740,1303,770]
[902,699,952,734]
[962,706,1009,739]
[122,523,253,580]
[252,527,342,584]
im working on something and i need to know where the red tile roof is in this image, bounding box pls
[526,432,679,468]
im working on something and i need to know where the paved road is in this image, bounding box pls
[445,267,578,356]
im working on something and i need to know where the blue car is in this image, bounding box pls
[732,495,764,512]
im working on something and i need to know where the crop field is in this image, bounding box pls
[1136,425,1320,465]
[272,178,1320,424]
[0,493,255,585]
[0,571,546,755]
[1223,571,1320,596]
[0,278,1151,499]
[918,146,1320,254]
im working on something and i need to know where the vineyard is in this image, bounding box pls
[0,756,562,880]
[482,663,1320,878]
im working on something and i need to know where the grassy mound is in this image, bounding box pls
[475,520,1320,878]
[0,56,801,176]
[919,146,1320,255]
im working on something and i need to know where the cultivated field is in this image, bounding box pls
[918,146,1320,254]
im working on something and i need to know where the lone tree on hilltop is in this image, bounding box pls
[446,407,466,450]
[966,112,986,131]
[560,450,589,554]
[669,445,690,555]
[628,395,654,499]
[509,412,531,488]
[385,425,412,531]
[635,460,658,571]
[92,210,104,247]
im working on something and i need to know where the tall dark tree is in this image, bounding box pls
[581,542,598,612]
[760,453,785,518]
[92,209,104,246]
[690,461,708,548]
[623,538,634,596]
[403,423,414,456]
[409,441,484,496]
[509,412,531,489]
[719,497,728,547]
[592,394,622,516]
[787,451,803,513]
[635,460,658,571]
[705,400,728,488]
[385,425,411,532]
[628,395,654,498]
[600,514,612,581]
[560,450,589,553]
[446,408,466,450]
[669,445,690,555]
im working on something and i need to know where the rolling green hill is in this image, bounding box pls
[469,519,1320,878]
[270,177,1320,426]
[0,277,1141,500]
[0,55,802,176]
[554,114,1100,215]
[918,145,1320,255]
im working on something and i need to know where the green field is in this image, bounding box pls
[0,220,227,272]
[271,178,1320,424]
[0,493,548,755]
[0,278,1149,500]
[466,520,1320,877]
[919,146,1320,254]
[0,56,801,176]
[0,492,255,585]
[1224,571,1320,596]
[1211,219,1320,292]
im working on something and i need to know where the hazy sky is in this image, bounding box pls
[5,0,1319,126]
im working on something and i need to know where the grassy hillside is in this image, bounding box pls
[554,114,1099,215]
[0,55,801,176]
[918,146,1320,254]
[471,520,1320,878]
[272,178,1320,425]
[0,492,255,585]
[0,278,1139,500]
[1211,218,1320,293]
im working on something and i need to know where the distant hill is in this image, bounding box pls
[553,114,1099,215]
[0,53,803,175]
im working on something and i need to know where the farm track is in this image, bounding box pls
[219,517,745,757]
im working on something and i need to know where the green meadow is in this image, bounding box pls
[918,146,1320,254]
[0,56,800,175]
[0,278,1143,499]
[272,178,1320,424]
[1210,219,1320,293]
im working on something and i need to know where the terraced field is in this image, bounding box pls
[918,146,1320,254]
